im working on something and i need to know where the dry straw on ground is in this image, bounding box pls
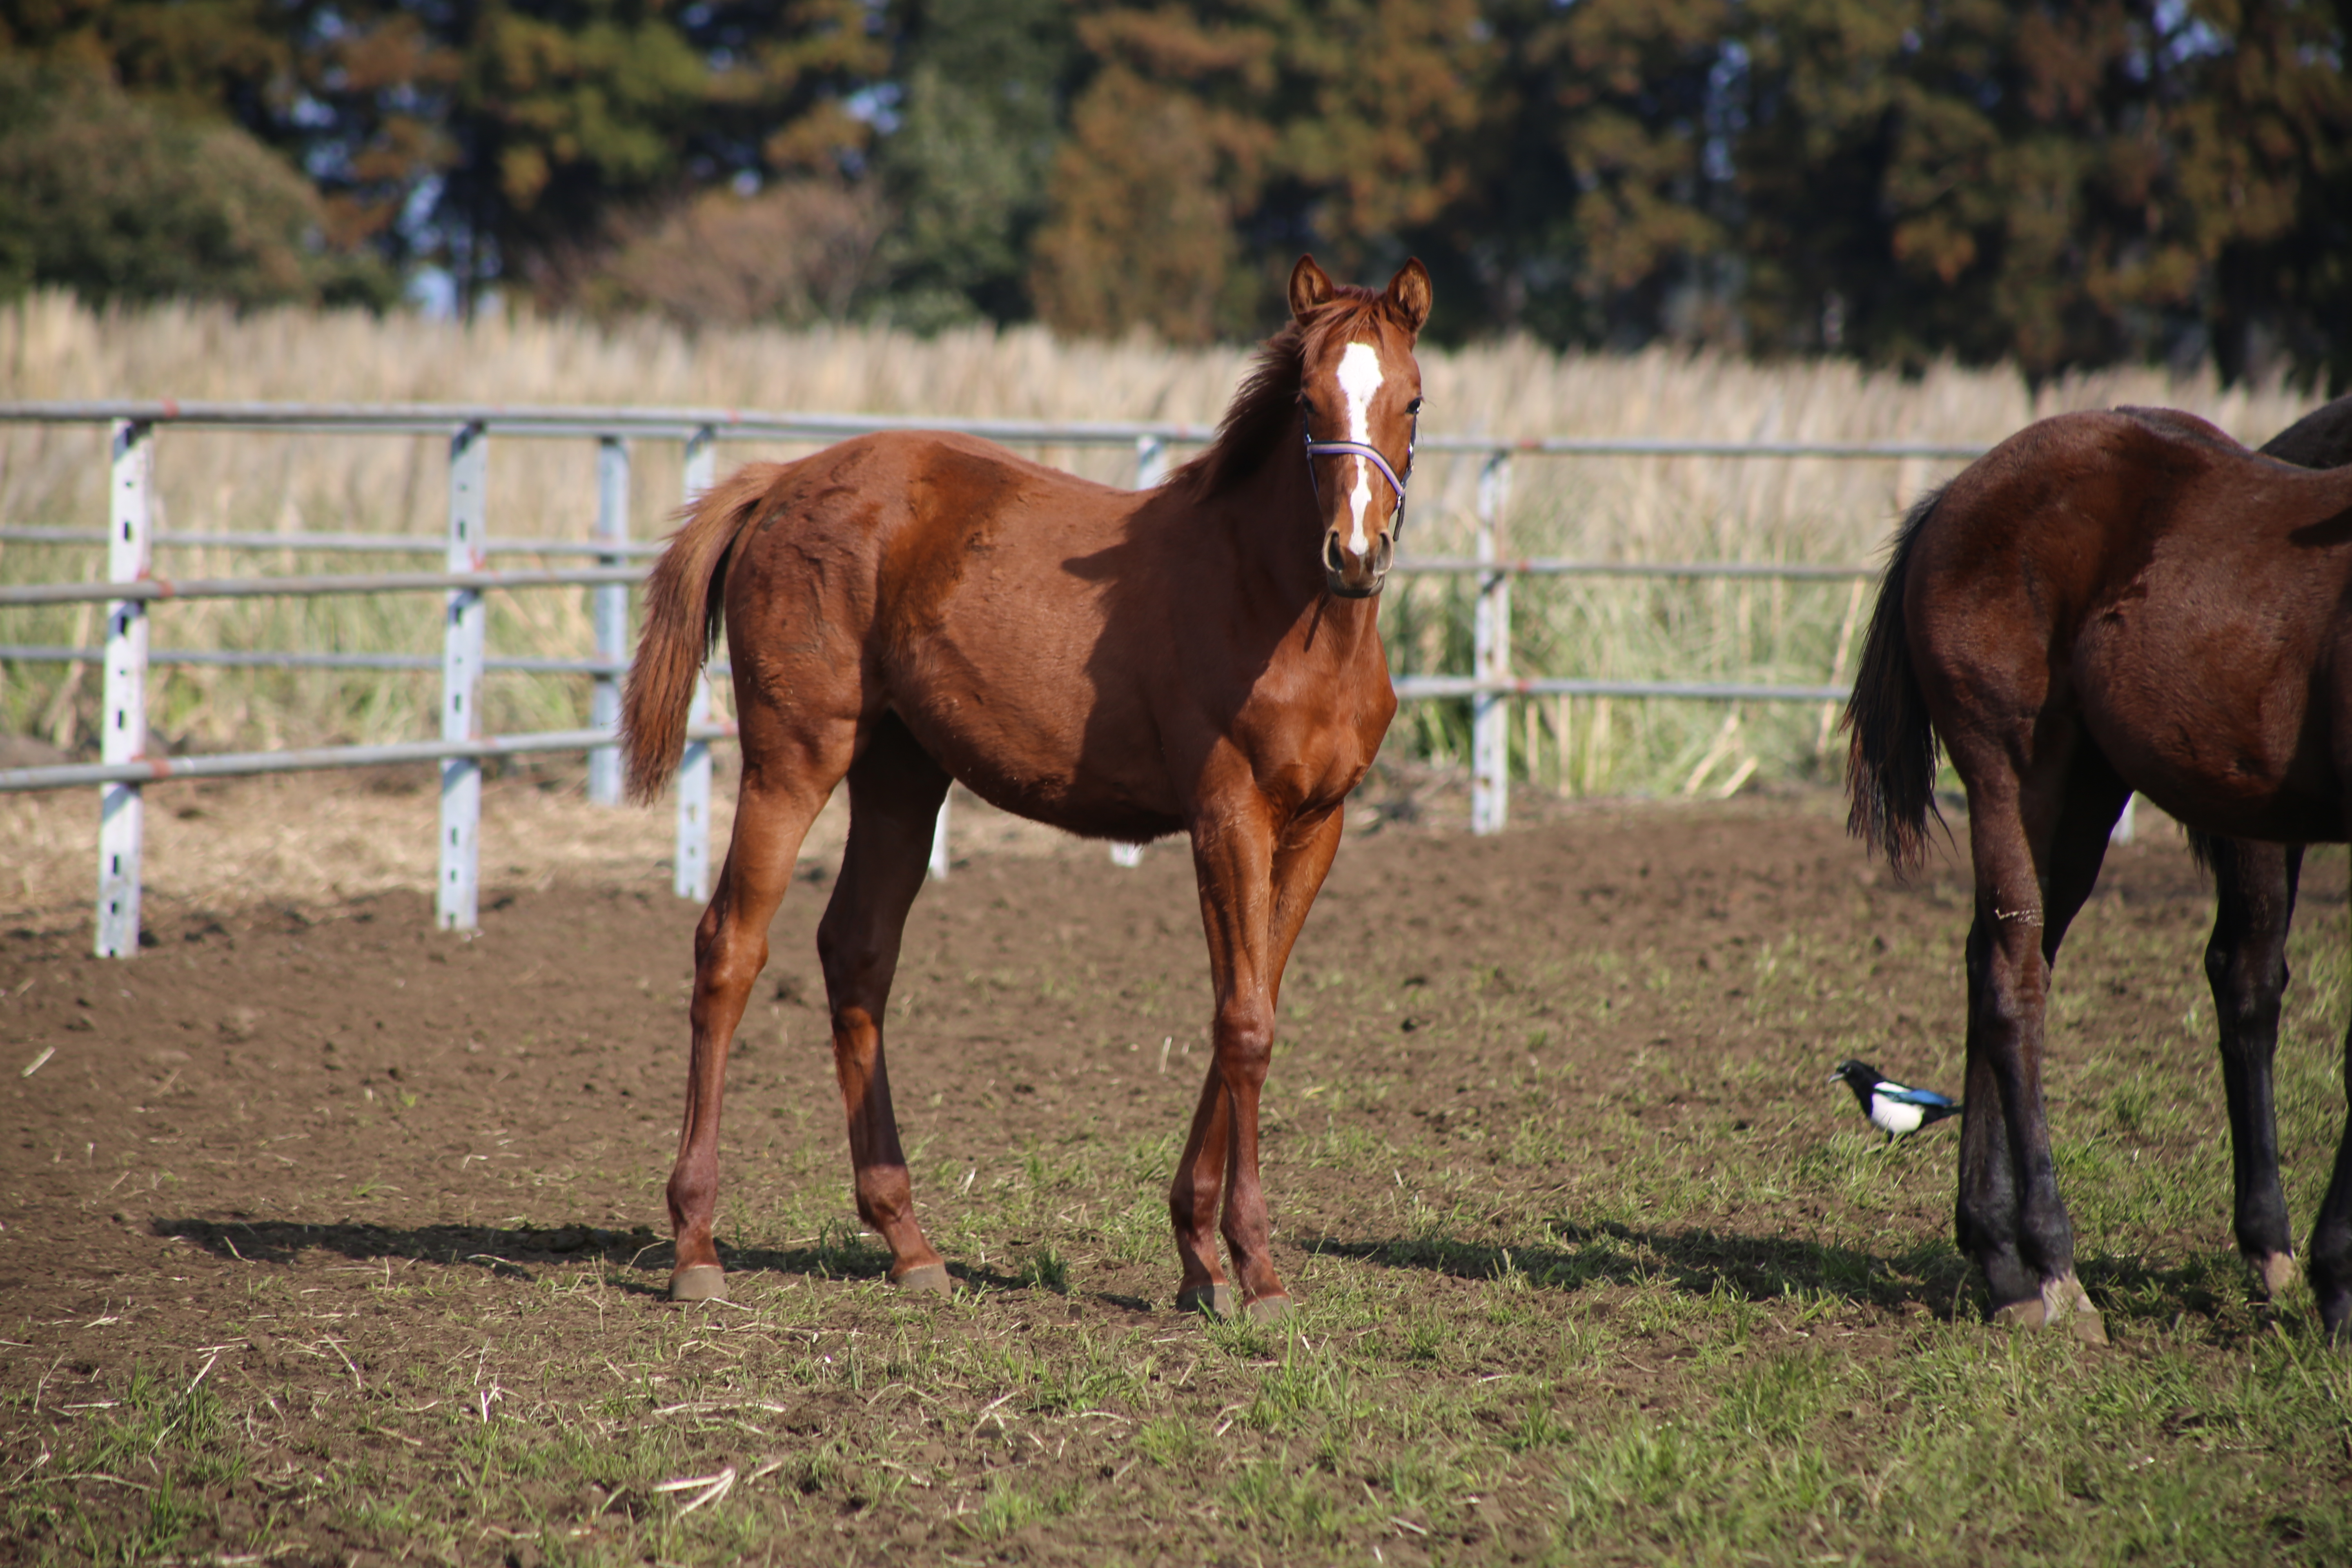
[0,762,1096,926]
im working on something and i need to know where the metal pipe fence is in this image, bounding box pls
[0,399,1975,958]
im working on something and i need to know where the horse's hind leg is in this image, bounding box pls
[815,714,953,1290]
[668,762,843,1301]
[2304,846,2352,1338]
[2307,1017,2352,1337]
[1951,736,2115,1342]
[2203,838,2303,1299]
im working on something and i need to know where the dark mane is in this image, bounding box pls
[1172,288,1393,501]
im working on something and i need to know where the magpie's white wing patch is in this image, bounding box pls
[1868,1093,1931,1137]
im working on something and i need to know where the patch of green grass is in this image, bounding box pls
[960,1475,1081,1541]
[1225,1453,1352,1545]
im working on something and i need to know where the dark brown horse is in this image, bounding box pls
[1846,393,2352,1341]
[2179,392,2352,1310]
[622,256,1430,1316]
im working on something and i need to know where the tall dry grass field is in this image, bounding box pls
[0,291,2321,797]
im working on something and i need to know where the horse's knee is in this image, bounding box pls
[1212,996,1276,1078]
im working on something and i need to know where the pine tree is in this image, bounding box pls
[870,0,1076,327]
[1030,0,1491,342]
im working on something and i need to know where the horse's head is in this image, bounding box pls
[1290,254,1431,599]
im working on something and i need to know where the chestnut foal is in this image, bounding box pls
[623,256,1430,1316]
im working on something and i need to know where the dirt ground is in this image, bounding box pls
[3,766,2345,1565]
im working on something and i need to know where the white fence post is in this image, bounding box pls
[674,428,716,903]
[94,418,152,958]
[1470,450,1513,835]
[1134,434,1167,489]
[587,435,629,805]
[929,793,952,881]
[437,423,487,931]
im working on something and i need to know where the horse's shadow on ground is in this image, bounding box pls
[1309,1221,2250,1328]
[153,1217,1049,1301]
[155,1216,2246,1327]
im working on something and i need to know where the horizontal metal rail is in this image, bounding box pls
[3,531,1895,581]
[1,644,624,676]
[0,644,740,679]
[1393,675,1850,702]
[0,557,1883,609]
[0,398,1990,461]
[0,526,663,558]
[0,399,1222,446]
[0,721,735,793]
[0,676,1836,794]
[0,564,643,607]
[1396,555,1875,581]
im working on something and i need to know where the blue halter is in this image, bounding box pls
[1303,415,1416,538]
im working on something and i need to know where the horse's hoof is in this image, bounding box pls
[1245,1293,1293,1324]
[1997,1278,2105,1343]
[893,1262,953,1294]
[1991,1296,2047,1330]
[2052,1275,2108,1345]
[1176,1283,1234,1317]
[670,1264,726,1302]
[2252,1252,2301,1301]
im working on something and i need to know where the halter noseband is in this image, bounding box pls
[1303,416,1416,538]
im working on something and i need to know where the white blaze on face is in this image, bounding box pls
[1334,341,1385,557]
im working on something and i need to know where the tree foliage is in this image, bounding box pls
[0,60,392,309]
[1030,0,1493,343]
[3,0,884,311]
[871,0,1075,329]
[0,0,2344,382]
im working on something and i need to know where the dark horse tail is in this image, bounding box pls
[621,463,783,804]
[1843,485,1949,872]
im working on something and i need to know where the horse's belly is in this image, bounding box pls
[895,677,1185,841]
[2076,612,2344,841]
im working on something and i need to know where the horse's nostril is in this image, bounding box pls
[1374,533,1394,574]
[1324,533,1346,575]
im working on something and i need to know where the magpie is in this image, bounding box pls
[1829,1059,1961,1141]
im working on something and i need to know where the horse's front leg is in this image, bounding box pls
[1169,802,1343,1318]
[2203,837,2303,1299]
[1169,800,1278,1317]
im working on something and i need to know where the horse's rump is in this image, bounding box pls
[1862,410,2352,848]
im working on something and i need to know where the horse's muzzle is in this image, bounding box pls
[1323,527,1393,598]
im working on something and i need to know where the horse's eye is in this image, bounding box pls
[1406,397,1425,416]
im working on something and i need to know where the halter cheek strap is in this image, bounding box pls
[1303,419,1417,537]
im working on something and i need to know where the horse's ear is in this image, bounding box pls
[1385,258,1433,337]
[1289,255,1335,322]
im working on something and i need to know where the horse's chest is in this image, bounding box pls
[1234,692,1385,811]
